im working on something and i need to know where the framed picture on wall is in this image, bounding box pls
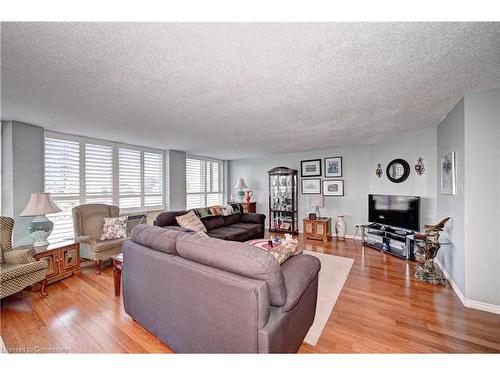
[323,179,344,196]
[301,178,321,194]
[441,151,456,195]
[324,156,342,177]
[300,159,322,177]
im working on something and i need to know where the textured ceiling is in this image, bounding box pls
[1,22,499,159]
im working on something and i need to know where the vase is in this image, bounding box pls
[335,214,346,240]
[245,189,254,203]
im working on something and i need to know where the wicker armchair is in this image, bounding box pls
[72,204,128,274]
[0,216,48,298]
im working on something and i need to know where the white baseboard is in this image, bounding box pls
[434,258,500,315]
[434,258,466,305]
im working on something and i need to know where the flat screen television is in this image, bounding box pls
[368,194,420,231]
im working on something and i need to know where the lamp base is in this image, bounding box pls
[315,206,321,219]
[237,190,245,202]
[27,216,54,247]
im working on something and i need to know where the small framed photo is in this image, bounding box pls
[301,159,322,177]
[323,179,344,196]
[325,156,342,177]
[301,178,321,194]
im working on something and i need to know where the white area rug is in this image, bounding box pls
[303,250,354,346]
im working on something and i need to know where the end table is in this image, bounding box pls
[111,253,123,297]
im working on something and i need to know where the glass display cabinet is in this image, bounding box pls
[268,166,298,234]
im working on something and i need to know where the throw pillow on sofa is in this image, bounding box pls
[246,239,302,265]
[176,211,207,233]
[209,206,223,216]
[220,205,234,216]
[195,207,213,218]
[100,216,128,240]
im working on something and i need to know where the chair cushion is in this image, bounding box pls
[227,223,262,237]
[176,211,207,233]
[100,216,128,240]
[208,226,250,242]
[94,237,128,253]
[0,260,47,283]
[175,232,287,306]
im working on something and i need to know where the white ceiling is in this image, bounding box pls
[1,22,499,159]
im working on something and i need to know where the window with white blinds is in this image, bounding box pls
[44,137,81,242]
[186,156,223,209]
[119,148,142,209]
[144,152,163,207]
[85,143,113,205]
[44,133,166,242]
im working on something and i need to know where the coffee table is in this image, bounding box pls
[111,253,123,297]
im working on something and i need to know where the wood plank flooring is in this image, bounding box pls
[2,235,500,353]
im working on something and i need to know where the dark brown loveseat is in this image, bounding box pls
[154,206,265,242]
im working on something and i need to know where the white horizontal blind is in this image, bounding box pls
[119,148,142,209]
[44,137,81,242]
[85,143,113,205]
[186,156,223,209]
[144,151,163,208]
[44,132,167,243]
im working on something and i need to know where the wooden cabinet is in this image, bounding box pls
[34,241,80,284]
[303,218,331,243]
[228,202,256,213]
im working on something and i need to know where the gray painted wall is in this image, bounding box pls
[228,128,438,236]
[436,99,466,295]
[229,145,370,236]
[369,127,437,227]
[167,150,187,211]
[464,88,500,306]
[1,121,44,246]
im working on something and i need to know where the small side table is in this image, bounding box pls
[303,218,332,243]
[227,202,256,213]
[32,240,80,284]
[111,253,123,297]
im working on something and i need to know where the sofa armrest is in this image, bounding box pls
[280,254,321,312]
[3,248,36,264]
[240,213,266,224]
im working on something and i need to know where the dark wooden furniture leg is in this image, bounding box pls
[95,260,101,274]
[40,279,48,297]
[113,263,121,297]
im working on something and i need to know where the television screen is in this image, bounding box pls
[368,194,420,231]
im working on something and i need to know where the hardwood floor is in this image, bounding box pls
[2,235,500,353]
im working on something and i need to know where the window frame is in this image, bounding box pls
[44,131,167,241]
[186,155,224,209]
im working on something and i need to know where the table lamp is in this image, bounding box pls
[309,194,324,219]
[19,192,62,246]
[235,178,248,202]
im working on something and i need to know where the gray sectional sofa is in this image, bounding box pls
[154,207,265,242]
[122,224,321,353]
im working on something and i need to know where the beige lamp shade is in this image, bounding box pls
[235,178,248,190]
[309,194,324,208]
[19,192,62,216]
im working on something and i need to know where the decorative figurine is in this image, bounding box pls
[375,163,383,178]
[415,157,425,175]
[414,217,451,284]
